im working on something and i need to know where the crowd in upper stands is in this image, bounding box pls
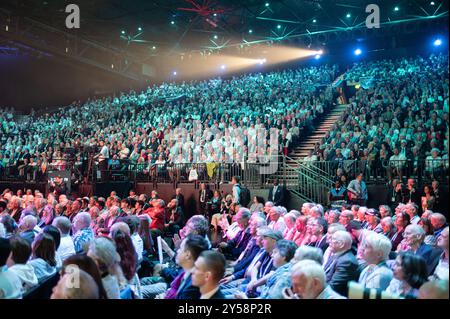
[305,53,448,183]
[0,176,448,299]
[1,64,338,182]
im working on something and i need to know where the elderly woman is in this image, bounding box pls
[88,236,127,299]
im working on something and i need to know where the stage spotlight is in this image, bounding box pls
[277,25,282,29]
[430,1,435,5]
[152,46,156,50]
[173,71,177,76]
[265,3,270,7]
[213,13,217,17]
[220,64,226,70]
[258,58,267,65]
[214,35,218,39]
[354,48,362,56]
[434,38,442,46]
[121,30,126,35]
[313,19,317,23]
[346,13,351,18]
[171,21,175,25]
[394,6,399,12]
[249,29,253,34]
[315,54,321,60]
[138,27,142,31]
[316,49,323,55]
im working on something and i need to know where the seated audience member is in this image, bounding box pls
[285,260,345,299]
[338,210,353,231]
[418,280,449,299]
[391,212,410,251]
[325,210,340,225]
[6,236,38,293]
[221,227,280,298]
[88,237,126,299]
[251,239,297,299]
[430,213,447,239]
[323,230,360,297]
[292,245,324,265]
[27,233,57,282]
[358,232,393,290]
[19,215,38,245]
[159,234,209,299]
[322,223,346,266]
[122,216,144,263]
[418,217,437,246]
[0,215,17,239]
[301,217,328,252]
[379,205,392,219]
[72,212,94,254]
[61,254,108,299]
[283,213,297,240]
[380,217,396,240]
[399,224,442,275]
[365,209,383,233]
[220,216,266,284]
[267,206,287,234]
[0,238,23,299]
[386,251,428,298]
[110,228,140,299]
[164,199,183,236]
[249,196,265,214]
[293,215,309,246]
[51,269,100,299]
[218,208,251,259]
[42,225,62,267]
[405,203,420,225]
[52,217,75,262]
[191,250,226,299]
[429,226,448,281]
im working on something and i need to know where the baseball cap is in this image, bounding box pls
[366,209,381,219]
[257,227,283,241]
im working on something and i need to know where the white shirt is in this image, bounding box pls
[57,235,76,262]
[131,233,144,263]
[0,266,22,299]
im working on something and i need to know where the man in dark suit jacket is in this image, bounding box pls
[198,183,213,218]
[268,178,286,207]
[192,250,226,299]
[218,209,252,259]
[172,188,185,212]
[324,230,360,297]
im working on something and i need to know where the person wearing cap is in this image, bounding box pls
[241,227,282,298]
[221,227,280,298]
[365,209,383,233]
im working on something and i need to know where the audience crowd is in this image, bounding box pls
[0,182,448,299]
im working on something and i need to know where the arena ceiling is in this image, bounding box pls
[1,0,448,57]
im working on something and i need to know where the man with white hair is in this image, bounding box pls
[323,230,360,297]
[9,196,23,223]
[267,206,286,234]
[301,203,315,216]
[18,215,38,245]
[72,212,94,254]
[263,201,274,223]
[430,213,447,239]
[309,205,324,218]
[430,227,448,281]
[358,232,393,289]
[402,224,443,275]
[52,216,75,261]
[286,260,345,299]
[405,203,420,225]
